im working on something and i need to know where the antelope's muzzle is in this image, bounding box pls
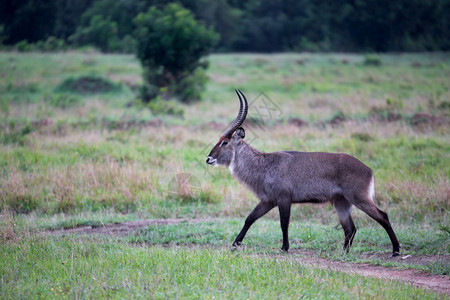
[206,156,217,166]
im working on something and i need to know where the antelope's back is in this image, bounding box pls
[274,151,373,203]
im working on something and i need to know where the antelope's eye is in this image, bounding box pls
[220,141,228,147]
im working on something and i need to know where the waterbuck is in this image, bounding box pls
[206,90,400,256]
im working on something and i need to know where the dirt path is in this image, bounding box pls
[281,249,449,295]
[48,218,209,236]
[48,218,450,295]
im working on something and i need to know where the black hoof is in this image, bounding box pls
[231,241,242,251]
[392,251,400,257]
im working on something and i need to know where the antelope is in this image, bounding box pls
[206,90,400,256]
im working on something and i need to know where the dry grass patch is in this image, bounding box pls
[0,161,159,213]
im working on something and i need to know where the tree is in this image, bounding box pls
[134,3,219,102]
[69,15,119,52]
[0,0,57,43]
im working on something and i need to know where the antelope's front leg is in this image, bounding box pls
[278,201,291,252]
[232,201,275,248]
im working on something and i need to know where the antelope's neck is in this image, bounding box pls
[229,141,265,185]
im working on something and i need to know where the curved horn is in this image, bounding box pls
[238,89,249,126]
[222,89,248,138]
[221,89,243,138]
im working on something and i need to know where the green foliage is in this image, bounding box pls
[119,35,137,53]
[69,15,119,52]
[40,36,67,52]
[0,1,57,44]
[134,3,218,102]
[15,40,31,52]
[0,24,6,45]
[363,55,382,66]
[0,122,33,146]
[1,0,450,52]
[12,37,67,52]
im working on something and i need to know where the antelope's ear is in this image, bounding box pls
[234,127,245,140]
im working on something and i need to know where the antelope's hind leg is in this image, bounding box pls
[333,196,357,252]
[353,196,400,257]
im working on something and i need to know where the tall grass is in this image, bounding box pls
[1,124,447,223]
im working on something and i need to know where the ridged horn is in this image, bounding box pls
[221,89,248,138]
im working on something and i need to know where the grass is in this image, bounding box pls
[130,218,449,274]
[0,236,442,299]
[0,51,449,298]
[0,124,447,221]
[131,219,449,256]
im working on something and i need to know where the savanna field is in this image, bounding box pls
[0,51,449,298]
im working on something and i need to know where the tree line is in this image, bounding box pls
[1,0,449,53]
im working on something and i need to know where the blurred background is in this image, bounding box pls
[1,0,449,52]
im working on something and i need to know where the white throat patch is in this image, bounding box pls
[228,163,234,175]
[228,151,236,175]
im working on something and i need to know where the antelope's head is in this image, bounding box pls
[206,89,248,167]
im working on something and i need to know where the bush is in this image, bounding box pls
[363,55,382,66]
[16,40,32,52]
[119,35,136,53]
[134,3,219,103]
[42,36,66,52]
[0,25,6,45]
[69,15,120,52]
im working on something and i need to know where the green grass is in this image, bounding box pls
[131,219,449,255]
[130,218,449,274]
[0,236,441,299]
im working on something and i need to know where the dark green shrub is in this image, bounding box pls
[363,55,382,66]
[134,3,218,103]
[34,37,67,52]
[69,15,120,52]
[0,25,6,45]
[119,35,136,54]
[43,36,66,51]
[16,40,32,52]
